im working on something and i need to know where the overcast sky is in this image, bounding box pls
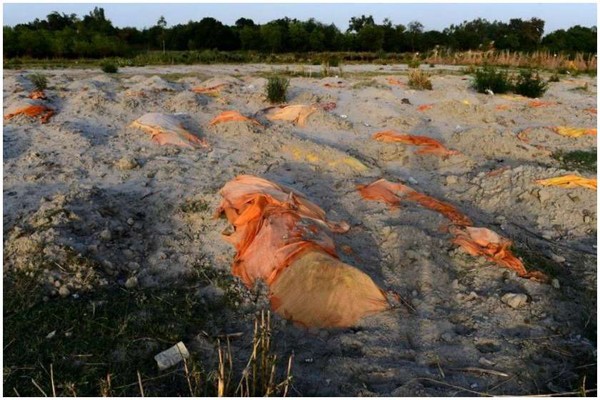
[3,3,597,34]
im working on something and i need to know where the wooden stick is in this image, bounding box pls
[137,371,145,397]
[50,364,57,397]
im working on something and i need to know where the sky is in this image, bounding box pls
[2,2,597,34]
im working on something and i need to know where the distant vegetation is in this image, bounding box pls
[3,7,597,69]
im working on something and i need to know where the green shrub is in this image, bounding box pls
[473,66,513,94]
[265,76,289,104]
[100,62,118,73]
[27,72,48,91]
[514,69,548,98]
[552,149,597,173]
[407,59,421,68]
[408,69,432,90]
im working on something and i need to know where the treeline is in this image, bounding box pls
[3,7,597,59]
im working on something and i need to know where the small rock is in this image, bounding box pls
[116,157,139,171]
[551,278,560,289]
[401,98,411,104]
[59,286,71,298]
[127,262,140,271]
[451,279,459,290]
[583,215,591,223]
[127,218,135,226]
[550,254,566,263]
[46,330,56,339]
[501,293,528,308]
[100,229,112,241]
[54,280,62,288]
[445,175,459,185]
[125,277,138,289]
[567,193,580,202]
[123,249,135,259]
[408,177,418,185]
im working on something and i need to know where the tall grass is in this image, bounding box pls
[3,50,596,73]
[217,311,293,397]
[424,49,596,72]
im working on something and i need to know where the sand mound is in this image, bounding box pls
[450,127,551,162]
[126,75,182,94]
[165,91,209,113]
[458,165,596,237]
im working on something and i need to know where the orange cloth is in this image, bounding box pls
[417,104,433,112]
[357,179,471,226]
[358,178,547,282]
[217,175,388,328]
[28,90,46,100]
[264,104,317,127]
[191,83,227,95]
[4,102,54,124]
[536,174,597,190]
[373,130,459,157]
[209,110,261,126]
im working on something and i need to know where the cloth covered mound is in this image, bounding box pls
[263,104,317,127]
[357,179,548,282]
[210,111,261,126]
[216,175,389,328]
[373,130,459,157]
[4,99,55,124]
[131,113,209,149]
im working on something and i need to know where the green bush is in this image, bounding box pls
[265,76,289,104]
[100,62,118,73]
[514,69,548,98]
[27,72,48,91]
[473,66,513,94]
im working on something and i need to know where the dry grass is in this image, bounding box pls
[425,49,596,72]
[217,311,293,397]
[408,69,433,90]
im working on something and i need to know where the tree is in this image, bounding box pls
[156,16,167,53]
[407,21,424,52]
[347,15,375,33]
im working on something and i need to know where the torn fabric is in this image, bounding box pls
[217,175,388,328]
[373,130,459,157]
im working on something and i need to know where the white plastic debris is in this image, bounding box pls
[154,341,190,370]
[46,330,56,339]
[339,114,348,119]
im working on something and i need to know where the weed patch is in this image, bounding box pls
[552,149,597,173]
[265,76,289,104]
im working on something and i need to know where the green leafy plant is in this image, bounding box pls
[514,69,548,98]
[408,69,432,90]
[473,66,513,94]
[265,76,289,104]
[100,62,118,73]
[28,72,48,91]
